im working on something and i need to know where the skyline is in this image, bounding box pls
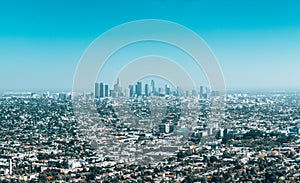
[93,78,211,98]
[1,0,300,91]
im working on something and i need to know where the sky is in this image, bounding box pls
[0,0,300,91]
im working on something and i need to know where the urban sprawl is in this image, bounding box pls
[1,80,300,182]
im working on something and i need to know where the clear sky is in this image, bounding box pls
[0,0,300,91]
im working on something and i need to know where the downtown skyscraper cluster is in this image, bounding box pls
[94,78,212,99]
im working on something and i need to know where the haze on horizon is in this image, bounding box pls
[0,0,300,92]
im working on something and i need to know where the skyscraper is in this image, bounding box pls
[176,86,182,96]
[129,85,134,98]
[135,82,142,96]
[100,82,104,98]
[114,77,120,92]
[145,84,149,96]
[95,82,100,98]
[104,84,109,97]
[165,84,170,95]
[113,78,122,97]
[206,86,211,98]
[151,80,156,95]
[199,86,204,98]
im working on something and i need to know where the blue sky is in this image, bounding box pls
[0,0,300,91]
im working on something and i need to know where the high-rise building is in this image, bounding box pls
[206,86,211,98]
[100,82,104,98]
[110,89,118,97]
[165,84,170,95]
[158,87,162,95]
[199,86,204,98]
[114,77,120,92]
[104,84,109,97]
[185,90,190,97]
[95,83,100,98]
[124,88,130,97]
[176,86,182,96]
[129,85,134,98]
[135,82,142,96]
[151,80,156,95]
[192,90,197,96]
[113,78,122,97]
[145,84,149,96]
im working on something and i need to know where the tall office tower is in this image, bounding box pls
[113,83,118,92]
[211,90,220,97]
[129,85,134,98]
[176,86,182,96]
[165,84,170,95]
[114,77,120,92]
[206,86,211,98]
[95,83,100,98]
[116,78,124,96]
[135,82,142,96]
[110,89,117,97]
[151,79,156,95]
[185,90,190,97]
[100,82,104,98]
[199,86,204,98]
[145,84,149,96]
[192,90,197,96]
[104,84,109,97]
[158,87,162,94]
[124,88,129,97]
